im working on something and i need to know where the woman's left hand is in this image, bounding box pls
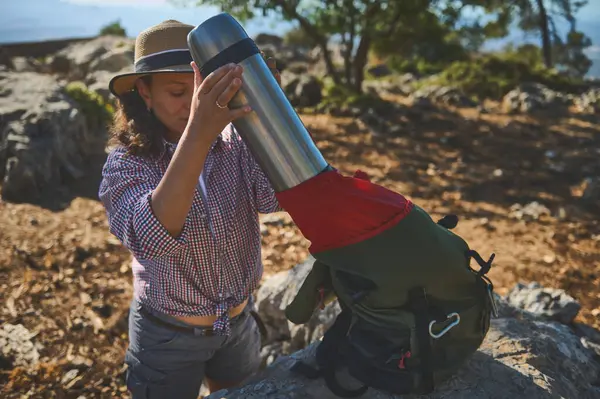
[261,51,281,87]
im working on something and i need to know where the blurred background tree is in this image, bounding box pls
[172,0,592,94]
[98,20,127,37]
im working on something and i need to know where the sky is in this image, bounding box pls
[0,0,295,44]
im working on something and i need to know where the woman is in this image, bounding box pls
[98,19,283,398]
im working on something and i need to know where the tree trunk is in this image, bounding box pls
[344,5,357,87]
[275,0,341,85]
[340,32,351,86]
[343,40,353,87]
[352,33,371,94]
[536,0,552,68]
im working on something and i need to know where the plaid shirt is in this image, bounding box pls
[98,124,281,335]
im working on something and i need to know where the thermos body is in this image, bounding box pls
[187,13,328,192]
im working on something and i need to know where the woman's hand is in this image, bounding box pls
[151,62,250,238]
[267,57,281,87]
[186,61,252,144]
[261,51,281,87]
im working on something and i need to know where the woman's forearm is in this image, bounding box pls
[150,125,212,237]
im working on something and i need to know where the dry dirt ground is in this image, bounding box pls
[1,98,599,398]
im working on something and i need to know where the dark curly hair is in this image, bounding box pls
[108,75,169,158]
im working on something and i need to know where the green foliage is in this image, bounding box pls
[173,0,440,92]
[172,0,592,92]
[381,27,469,77]
[552,29,593,78]
[99,20,127,37]
[501,43,545,68]
[461,0,592,75]
[371,5,466,62]
[322,80,366,106]
[64,82,114,129]
[432,49,584,101]
[320,78,389,111]
[386,57,445,76]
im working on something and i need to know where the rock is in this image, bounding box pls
[581,338,600,361]
[85,67,130,102]
[308,44,345,68]
[572,323,600,360]
[281,70,300,94]
[0,48,13,70]
[254,33,284,48]
[255,257,341,357]
[363,79,409,97]
[86,70,115,102]
[410,85,475,108]
[260,342,291,368]
[367,64,392,78]
[399,73,418,85]
[284,75,322,107]
[410,94,434,108]
[88,46,133,74]
[509,202,551,221]
[287,300,341,354]
[259,41,309,73]
[0,72,105,203]
[247,261,600,398]
[10,57,37,73]
[506,281,581,324]
[542,254,556,264]
[502,83,571,114]
[46,35,132,80]
[0,324,42,368]
[256,265,302,342]
[575,88,600,113]
[358,108,394,137]
[208,300,600,399]
[285,62,310,74]
[581,177,600,204]
[61,369,80,385]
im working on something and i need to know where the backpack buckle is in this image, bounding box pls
[486,284,499,318]
[428,312,460,339]
[466,250,495,276]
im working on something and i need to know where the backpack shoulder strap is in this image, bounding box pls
[407,286,435,394]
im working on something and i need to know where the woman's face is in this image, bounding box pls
[135,73,195,140]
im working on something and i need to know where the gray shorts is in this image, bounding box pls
[124,298,262,399]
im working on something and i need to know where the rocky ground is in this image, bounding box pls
[0,35,599,398]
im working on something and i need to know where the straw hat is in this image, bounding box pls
[109,19,195,97]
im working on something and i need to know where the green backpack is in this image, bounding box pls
[285,204,498,397]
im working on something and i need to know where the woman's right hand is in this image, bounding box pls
[149,62,252,238]
[187,61,252,142]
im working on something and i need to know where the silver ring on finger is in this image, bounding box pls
[216,99,228,109]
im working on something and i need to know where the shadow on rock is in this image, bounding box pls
[237,261,600,399]
[209,316,600,399]
[0,71,109,211]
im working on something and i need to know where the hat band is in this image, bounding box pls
[134,49,193,73]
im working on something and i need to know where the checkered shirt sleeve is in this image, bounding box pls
[98,147,190,261]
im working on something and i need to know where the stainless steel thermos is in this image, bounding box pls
[187,13,329,192]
